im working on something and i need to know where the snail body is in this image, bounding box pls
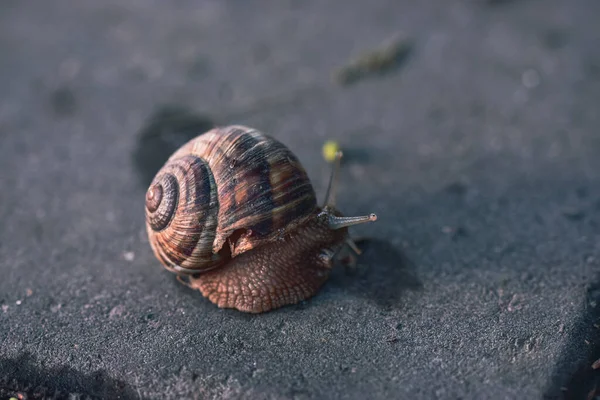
[145,125,376,313]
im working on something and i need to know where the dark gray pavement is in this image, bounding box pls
[2,0,600,399]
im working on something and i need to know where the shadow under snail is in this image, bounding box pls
[144,125,377,313]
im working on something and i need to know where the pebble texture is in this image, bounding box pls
[1,0,600,399]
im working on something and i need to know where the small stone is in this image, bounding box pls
[507,294,524,312]
[123,251,135,262]
[109,304,125,319]
[15,300,22,305]
[386,335,399,343]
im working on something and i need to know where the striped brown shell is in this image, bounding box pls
[144,125,318,275]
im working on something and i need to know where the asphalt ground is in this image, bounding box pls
[1,0,600,399]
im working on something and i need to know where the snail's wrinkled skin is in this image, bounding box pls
[185,210,349,313]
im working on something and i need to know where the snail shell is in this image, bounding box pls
[145,125,317,274]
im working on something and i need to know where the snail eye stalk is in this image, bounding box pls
[322,151,377,230]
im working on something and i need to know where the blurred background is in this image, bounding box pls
[1,1,600,399]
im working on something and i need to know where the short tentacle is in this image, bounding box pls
[319,150,378,230]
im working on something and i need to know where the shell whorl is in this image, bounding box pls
[145,153,221,274]
[145,125,318,274]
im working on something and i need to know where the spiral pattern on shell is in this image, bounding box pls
[145,125,318,275]
[145,153,221,274]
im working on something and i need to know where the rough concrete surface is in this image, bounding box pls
[1,0,600,399]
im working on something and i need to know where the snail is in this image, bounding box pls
[144,125,377,313]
